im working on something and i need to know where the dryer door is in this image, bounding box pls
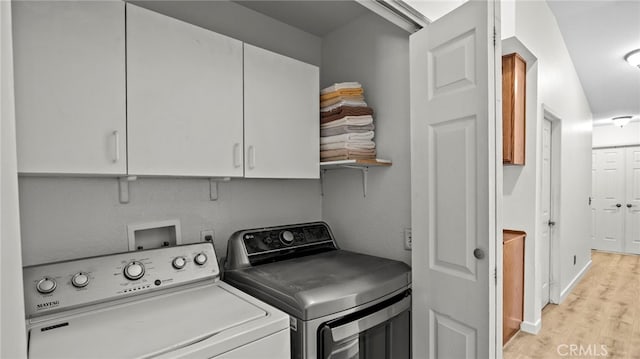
[318,292,411,359]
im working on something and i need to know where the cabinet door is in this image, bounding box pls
[244,44,319,179]
[502,53,526,165]
[126,4,243,177]
[13,1,126,175]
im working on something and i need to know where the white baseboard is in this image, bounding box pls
[559,260,592,303]
[520,319,541,334]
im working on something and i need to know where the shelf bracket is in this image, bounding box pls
[209,177,231,201]
[341,165,369,197]
[118,176,137,204]
[320,170,324,196]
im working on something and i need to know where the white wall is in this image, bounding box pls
[320,13,411,264]
[1,0,28,356]
[16,1,324,266]
[593,122,640,147]
[502,0,593,332]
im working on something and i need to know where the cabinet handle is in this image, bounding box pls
[112,130,120,163]
[233,143,241,168]
[248,145,255,170]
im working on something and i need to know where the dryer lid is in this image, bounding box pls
[224,250,411,320]
[28,284,272,358]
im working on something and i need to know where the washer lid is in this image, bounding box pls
[28,284,271,359]
[224,250,411,320]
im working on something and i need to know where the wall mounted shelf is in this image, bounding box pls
[320,158,392,197]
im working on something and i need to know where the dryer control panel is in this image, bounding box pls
[225,222,338,270]
[23,242,218,318]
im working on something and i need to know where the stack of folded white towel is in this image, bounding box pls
[319,82,376,161]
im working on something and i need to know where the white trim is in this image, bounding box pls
[355,0,425,33]
[559,260,592,303]
[520,319,541,334]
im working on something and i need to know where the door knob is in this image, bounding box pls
[548,220,556,227]
[473,248,485,260]
[628,204,633,208]
[616,203,622,208]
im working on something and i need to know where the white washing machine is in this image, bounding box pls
[22,242,290,358]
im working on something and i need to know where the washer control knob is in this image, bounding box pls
[36,277,57,294]
[123,261,145,280]
[280,230,294,245]
[194,253,208,266]
[172,256,186,270]
[71,273,89,288]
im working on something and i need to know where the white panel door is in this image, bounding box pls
[410,1,497,358]
[127,4,244,177]
[591,151,597,245]
[540,119,552,307]
[592,148,625,252]
[625,146,640,254]
[244,44,319,179]
[13,1,126,175]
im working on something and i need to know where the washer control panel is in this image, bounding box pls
[23,243,218,318]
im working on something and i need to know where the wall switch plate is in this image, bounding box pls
[201,230,214,242]
[404,228,412,250]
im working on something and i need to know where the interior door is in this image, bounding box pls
[540,119,552,307]
[592,148,625,252]
[625,146,640,254]
[591,151,597,245]
[410,1,498,358]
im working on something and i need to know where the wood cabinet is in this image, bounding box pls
[502,53,526,165]
[503,230,525,344]
[243,44,320,179]
[13,1,126,175]
[126,4,244,177]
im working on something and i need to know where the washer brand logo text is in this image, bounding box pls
[36,300,59,309]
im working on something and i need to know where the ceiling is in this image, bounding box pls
[232,1,369,37]
[546,0,640,125]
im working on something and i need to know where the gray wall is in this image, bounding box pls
[320,13,411,264]
[130,0,322,66]
[19,177,322,266]
[18,1,324,266]
[2,1,28,356]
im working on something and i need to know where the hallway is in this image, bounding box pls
[504,251,640,358]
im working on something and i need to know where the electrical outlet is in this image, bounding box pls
[201,229,214,242]
[404,228,412,250]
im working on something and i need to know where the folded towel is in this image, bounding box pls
[320,148,376,161]
[320,141,376,151]
[321,115,374,128]
[321,99,367,112]
[320,95,365,108]
[320,88,364,101]
[321,124,375,137]
[320,131,374,144]
[320,82,362,95]
[321,107,374,124]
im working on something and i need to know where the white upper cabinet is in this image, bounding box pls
[13,1,126,175]
[126,4,244,177]
[244,44,320,179]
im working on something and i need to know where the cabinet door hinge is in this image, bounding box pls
[494,267,497,284]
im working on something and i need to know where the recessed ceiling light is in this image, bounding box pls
[612,116,632,127]
[625,49,640,68]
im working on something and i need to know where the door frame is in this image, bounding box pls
[542,105,562,304]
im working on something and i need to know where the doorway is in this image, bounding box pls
[542,108,562,305]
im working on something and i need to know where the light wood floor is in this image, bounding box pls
[504,251,640,359]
